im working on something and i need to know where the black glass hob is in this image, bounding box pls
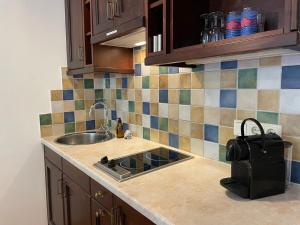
[94,147,192,182]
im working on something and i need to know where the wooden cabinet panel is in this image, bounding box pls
[65,0,85,69]
[44,147,62,170]
[45,159,64,225]
[63,175,91,225]
[91,179,113,211]
[92,0,114,35]
[114,0,144,27]
[91,199,112,225]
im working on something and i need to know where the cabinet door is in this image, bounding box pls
[63,175,91,225]
[65,0,84,69]
[114,0,144,27]
[45,160,64,225]
[91,199,112,225]
[92,0,114,35]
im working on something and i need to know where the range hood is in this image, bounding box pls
[101,27,146,48]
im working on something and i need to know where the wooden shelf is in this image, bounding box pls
[149,0,163,9]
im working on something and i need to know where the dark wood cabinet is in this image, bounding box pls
[91,0,114,36]
[91,199,112,225]
[114,0,144,27]
[65,0,85,69]
[45,159,64,225]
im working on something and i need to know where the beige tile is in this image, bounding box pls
[191,139,204,156]
[52,124,65,136]
[51,90,62,101]
[219,127,235,145]
[116,78,122,88]
[135,90,142,102]
[75,122,86,133]
[52,113,64,124]
[110,100,116,110]
[64,101,75,111]
[280,114,300,136]
[159,131,169,145]
[150,129,159,143]
[128,112,135,124]
[221,70,237,88]
[168,75,180,89]
[179,120,191,137]
[84,89,95,100]
[128,76,134,89]
[168,104,179,120]
[150,66,159,75]
[74,89,84,100]
[191,123,203,139]
[257,90,279,112]
[84,100,93,110]
[220,108,236,127]
[191,106,204,123]
[134,77,142,89]
[169,119,179,134]
[180,73,191,89]
[61,67,68,78]
[191,72,204,89]
[191,90,204,106]
[127,89,135,101]
[179,136,191,152]
[150,103,159,116]
[204,71,220,89]
[133,49,142,64]
[75,110,86,122]
[150,76,159,89]
[204,107,220,125]
[122,89,128,100]
[159,75,168,89]
[74,79,84,89]
[135,102,142,114]
[51,101,64,113]
[40,125,53,137]
[62,78,73,89]
[237,110,256,120]
[283,136,300,161]
[168,90,179,104]
[150,89,159,103]
[83,73,94,79]
[259,56,281,67]
[237,90,257,110]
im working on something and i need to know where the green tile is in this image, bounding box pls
[105,79,110,88]
[257,111,279,125]
[75,100,85,110]
[65,123,75,134]
[159,118,168,132]
[238,69,257,89]
[142,76,150,89]
[219,145,230,164]
[40,114,52,126]
[143,127,150,140]
[116,89,122,99]
[180,90,191,105]
[129,101,135,112]
[95,89,103,100]
[84,79,94,89]
[159,66,169,74]
[192,64,204,72]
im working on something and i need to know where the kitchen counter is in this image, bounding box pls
[42,136,300,225]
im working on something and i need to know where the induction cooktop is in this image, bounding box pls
[94,147,192,182]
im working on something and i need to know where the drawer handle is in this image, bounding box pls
[95,191,105,199]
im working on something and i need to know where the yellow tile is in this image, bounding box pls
[150,76,159,89]
[180,136,191,152]
[74,89,84,100]
[150,89,159,103]
[219,127,235,145]
[258,90,279,112]
[221,70,237,88]
[150,103,158,116]
[180,73,191,89]
[133,49,142,64]
[75,110,86,122]
[141,48,146,61]
[283,136,300,161]
[159,75,168,89]
[128,76,134,89]
[75,122,86,133]
[259,56,281,67]
[40,125,53,137]
[135,102,142,114]
[168,90,179,104]
[168,75,180,89]
[191,123,203,139]
[179,120,191,137]
[64,101,75,111]
[191,72,204,89]
[134,77,142,89]
[168,104,179,120]
[128,113,136,124]
[84,100,94,110]
[135,90,142,101]
[74,79,84,89]
[237,110,256,120]
[169,119,179,134]
[150,129,159,143]
[150,66,159,75]
[62,78,73,89]
[280,114,300,136]
[127,89,135,101]
[220,109,236,127]
[159,131,169,145]
[204,107,220,125]
[135,114,142,126]
[52,124,64,136]
[84,89,95,100]
[191,106,204,123]
[116,78,122,88]
[51,90,62,101]
[110,100,116,110]
[52,113,64,124]
[122,89,128,99]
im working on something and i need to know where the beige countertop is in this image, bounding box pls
[42,136,300,225]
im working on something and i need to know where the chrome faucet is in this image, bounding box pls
[89,101,110,135]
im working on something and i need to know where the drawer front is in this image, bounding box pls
[91,179,113,211]
[62,159,90,194]
[44,146,62,170]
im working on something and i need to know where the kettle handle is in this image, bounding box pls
[241,118,265,138]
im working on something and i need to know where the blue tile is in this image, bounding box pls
[291,161,300,184]
[73,74,83,79]
[86,120,95,130]
[168,67,179,74]
[282,65,300,89]
[63,90,74,100]
[111,110,117,120]
[204,124,219,143]
[220,90,237,108]
[64,112,75,123]
[123,123,129,131]
[221,60,238,70]
[135,64,142,76]
[122,77,128,88]
[159,90,168,103]
[150,116,159,129]
[169,133,179,148]
[143,102,150,115]
[104,72,110,79]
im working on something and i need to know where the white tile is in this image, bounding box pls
[110,78,116,89]
[204,71,220,89]
[280,90,300,114]
[141,64,151,76]
[191,89,204,106]
[238,59,259,69]
[136,126,143,138]
[142,115,150,128]
[204,62,220,71]
[191,139,204,156]
[142,89,150,102]
[179,67,192,73]
[179,105,191,121]
[257,66,282,89]
[51,101,64,113]
[282,54,300,66]
[94,78,104,89]
[205,89,220,107]
[127,89,135,101]
[120,111,128,123]
[103,89,111,99]
[116,100,128,112]
[237,90,257,110]
[204,141,219,160]
[159,103,169,117]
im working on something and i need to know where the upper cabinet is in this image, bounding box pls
[91,0,114,35]
[145,0,300,66]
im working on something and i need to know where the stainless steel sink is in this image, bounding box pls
[55,131,114,145]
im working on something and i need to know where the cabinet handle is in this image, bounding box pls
[95,191,105,199]
[57,179,63,195]
[96,210,105,225]
[114,208,124,225]
[106,1,114,20]
[63,183,71,225]
[113,0,122,17]
[78,47,84,61]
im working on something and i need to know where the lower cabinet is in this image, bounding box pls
[91,199,112,225]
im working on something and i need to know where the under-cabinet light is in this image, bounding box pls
[134,41,146,47]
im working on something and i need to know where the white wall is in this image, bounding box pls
[0,0,66,224]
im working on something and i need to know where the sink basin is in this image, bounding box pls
[56,131,114,145]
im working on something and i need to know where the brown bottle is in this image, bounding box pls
[116,118,124,138]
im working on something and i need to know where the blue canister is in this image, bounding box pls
[241,7,258,36]
[226,11,241,39]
